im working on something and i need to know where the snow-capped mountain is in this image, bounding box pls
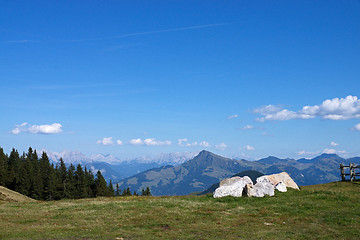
[40,149,93,165]
[40,149,198,166]
[128,151,199,165]
[38,149,199,182]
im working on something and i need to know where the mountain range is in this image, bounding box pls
[41,149,360,196]
[116,150,360,196]
[41,149,198,182]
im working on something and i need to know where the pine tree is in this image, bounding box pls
[145,187,152,196]
[141,187,152,196]
[65,164,76,199]
[58,158,68,198]
[84,167,95,198]
[74,164,87,199]
[108,179,115,197]
[7,148,20,190]
[115,183,121,196]
[0,147,8,186]
[95,170,108,197]
[46,165,58,200]
[28,148,43,199]
[39,152,56,200]
[122,187,132,196]
[15,162,30,196]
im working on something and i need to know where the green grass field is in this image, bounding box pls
[1,182,359,239]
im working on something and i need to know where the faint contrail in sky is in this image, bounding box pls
[1,22,232,44]
[60,22,232,42]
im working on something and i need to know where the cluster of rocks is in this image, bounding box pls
[213,172,299,198]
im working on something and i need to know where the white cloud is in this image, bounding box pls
[178,138,188,146]
[297,150,318,156]
[322,148,347,154]
[178,138,209,147]
[353,123,360,131]
[227,114,238,119]
[322,148,336,154]
[330,141,339,147]
[97,137,113,145]
[186,141,198,147]
[241,125,254,130]
[116,140,123,145]
[254,105,283,115]
[255,95,360,121]
[199,141,210,147]
[11,122,63,134]
[143,138,171,146]
[215,143,227,150]
[129,138,171,146]
[11,127,21,135]
[129,138,143,145]
[255,108,313,122]
[244,145,255,151]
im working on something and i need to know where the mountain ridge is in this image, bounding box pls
[116,150,360,196]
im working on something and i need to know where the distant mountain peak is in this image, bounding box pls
[318,153,339,158]
[197,150,213,157]
[312,153,342,161]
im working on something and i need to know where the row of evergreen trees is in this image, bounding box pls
[0,147,151,200]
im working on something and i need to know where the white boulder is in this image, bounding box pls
[256,172,299,190]
[275,181,287,192]
[244,181,275,197]
[213,176,253,198]
[213,172,298,198]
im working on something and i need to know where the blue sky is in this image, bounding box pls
[1,1,360,160]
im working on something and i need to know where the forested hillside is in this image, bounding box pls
[0,147,114,200]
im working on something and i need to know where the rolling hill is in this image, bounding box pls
[0,186,36,203]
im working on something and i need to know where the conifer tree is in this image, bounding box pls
[141,187,152,196]
[95,170,108,197]
[0,147,8,186]
[16,162,30,196]
[28,148,43,199]
[115,183,121,196]
[84,167,95,198]
[39,152,57,200]
[58,158,67,198]
[145,187,152,196]
[7,148,20,190]
[74,164,87,199]
[46,165,58,200]
[122,187,132,196]
[65,164,76,198]
[108,179,114,197]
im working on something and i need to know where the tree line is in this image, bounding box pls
[0,147,151,200]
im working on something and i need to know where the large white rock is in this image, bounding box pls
[213,176,253,198]
[256,172,299,190]
[275,181,287,192]
[244,181,275,197]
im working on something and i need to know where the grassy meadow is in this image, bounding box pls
[0,182,359,239]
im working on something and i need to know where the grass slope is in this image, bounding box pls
[0,182,359,239]
[0,186,36,203]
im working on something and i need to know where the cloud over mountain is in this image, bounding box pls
[129,138,171,146]
[97,137,113,145]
